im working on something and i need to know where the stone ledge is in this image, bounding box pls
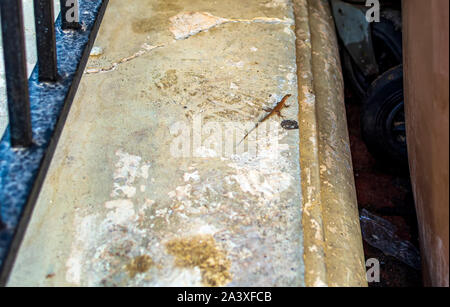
[295,0,367,287]
[6,0,367,287]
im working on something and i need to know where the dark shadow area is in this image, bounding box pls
[333,0,423,287]
[345,90,423,287]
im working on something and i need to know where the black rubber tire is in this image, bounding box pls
[361,65,408,168]
[342,13,403,100]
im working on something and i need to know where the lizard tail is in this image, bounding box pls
[236,124,258,147]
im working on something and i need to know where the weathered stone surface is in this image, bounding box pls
[295,0,367,287]
[7,0,368,287]
[8,0,304,287]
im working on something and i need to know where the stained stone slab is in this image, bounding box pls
[7,0,368,287]
[8,0,304,286]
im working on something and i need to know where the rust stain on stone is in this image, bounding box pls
[166,235,232,287]
[45,273,55,279]
[125,255,154,278]
[132,17,159,33]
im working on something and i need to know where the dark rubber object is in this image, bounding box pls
[361,65,408,168]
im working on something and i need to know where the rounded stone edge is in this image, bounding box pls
[294,0,368,287]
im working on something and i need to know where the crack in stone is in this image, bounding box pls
[85,12,294,75]
[85,43,164,74]
[170,12,294,40]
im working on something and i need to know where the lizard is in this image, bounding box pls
[238,94,292,145]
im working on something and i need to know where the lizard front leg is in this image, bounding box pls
[277,103,291,117]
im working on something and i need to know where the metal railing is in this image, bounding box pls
[0,0,108,285]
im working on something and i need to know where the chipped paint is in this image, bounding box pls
[228,132,293,202]
[90,46,104,57]
[111,150,151,198]
[64,150,154,286]
[66,214,98,285]
[169,12,229,40]
[183,171,200,182]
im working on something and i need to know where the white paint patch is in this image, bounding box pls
[303,89,316,106]
[169,184,192,201]
[66,150,155,285]
[66,214,98,285]
[286,72,296,84]
[111,150,151,198]
[230,82,239,90]
[90,46,104,56]
[111,150,141,198]
[195,224,219,235]
[184,171,200,182]
[105,199,136,225]
[169,12,229,40]
[141,164,150,179]
[228,130,293,202]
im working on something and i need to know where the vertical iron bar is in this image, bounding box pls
[33,0,59,81]
[0,0,32,147]
[60,0,81,30]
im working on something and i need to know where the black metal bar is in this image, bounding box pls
[0,0,32,147]
[0,0,109,286]
[60,0,81,30]
[33,0,59,81]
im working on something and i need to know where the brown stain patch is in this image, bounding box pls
[131,15,169,34]
[132,18,158,33]
[166,235,232,287]
[125,255,154,278]
[155,69,178,90]
[130,1,181,34]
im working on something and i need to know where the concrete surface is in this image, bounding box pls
[8,0,305,287]
[6,0,367,287]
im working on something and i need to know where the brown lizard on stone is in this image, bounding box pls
[238,94,292,145]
